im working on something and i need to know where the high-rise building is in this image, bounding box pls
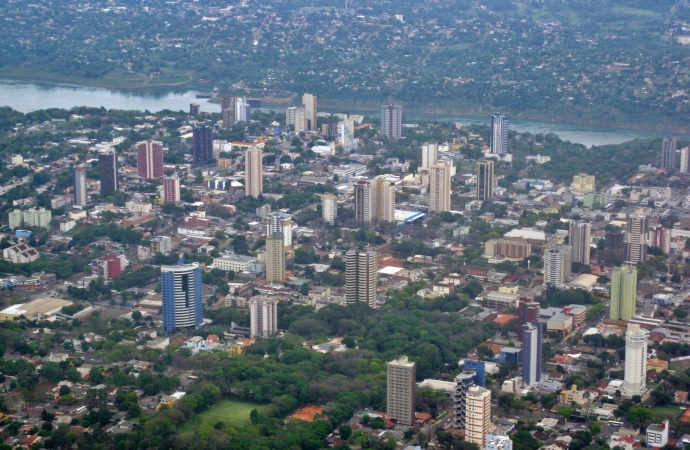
[572,173,596,193]
[569,221,591,266]
[73,166,87,207]
[430,164,451,213]
[623,323,648,396]
[543,245,572,287]
[452,370,477,430]
[302,93,317,131]
[490,113,509,154]
[249,296,278,337]
[235,97,250,123]
[381,103,402,139]
[99,150,118,195]
[265,233,286,282]
[222,96,236,129]
[421,142,438,171]
[321,193,337,225]
[372,175,396,222]
[245,145,263,199]
[661,136,677,169]
[136,140,164,180]
[610,264,638,321]
[266,212,293,249]
[338,119,356,151]
[8,210,21,229]
[605,228,626,257]
[22,208,52,228]
[354,179,372,226]
[649,225,671,254]
[387,356,416,426]
[522,322,542,386]
[345,248,377,307]
[161,260,203,334]
[163,177,181,204]
[193,126,213,163]
[463,360,486,387]
[465,386,491,447]
[681,147,690,173]
[517,298,540,340]
[323,123,338,141]
[286,106,306,133]
[476,161,494,201]
[628,214,649,263]
[190,103,200,115]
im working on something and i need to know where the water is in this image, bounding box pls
[0,77,685,147]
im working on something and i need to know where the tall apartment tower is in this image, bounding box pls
[605,228,626,257]
[286,106,306,133]
[661,136,677,169]
[136,140,164,180]
[302,93,317,131]
[98,150,118,195]
[543,245,572,287]
[381,103,402,139]
[610,264,638,321]
[429,164,451,213]
[680,147,690,173]
[265,233,286,282]
[193,126,213,163]
[321,193,337,225]
[245,145,263,199]
[354,179,372,225]
[490,113,509,154]
[163,177,181,204]
[73,166,87,207]
[569,221,591,266]
[189,103,200,115]
[517,299,540,340]
[421,142,439,171]
[623,324,648,397]
[161,261,203,334]
[266,212,293,249]
[249,296,278,338]
[372,175,396,222]
[452,370,477,430]
[386,356,416,426]
[649,225,671,254]
[465,386,491,447]
[522,322,542,386]
[345,248,378,307]
[235,97,250,123]
[221,96,236,129]
[337,119,356,151]
[628,214,649,263]
[476,161,494,201]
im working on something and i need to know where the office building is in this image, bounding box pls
[421,142,438,171]
[222,96,236,128]
[452,370,477,430]
[265,233,285,282]
[190,103,200,115]
[569,221,591,266]
[163,177,181,204]
[136,140,164,180]
[661,136,677,169]
[463,360,485,387]
[321,193,337,225]
[266,212,293,249]
[465,386,491,447]
[522,322,542,386]
[610,264,638,321]
[338,119,356,151]
[193,126,213,163]
[572,173,595,193]
[646,421,670,448]
[543,245,571,288]
[381,103,402,139]
[22,208,51,228]
[649,225,671,254]
[245,145,263,198]
[161,260,203,334]
[476,161,494,201]
[681,147,690,173]
[372,175,396,222]
[235,97,250,123]
[605,228,626,257]
[249,296,278,337]
[430,164,451,213]
[73,166,87,207]
[490,113,509,154]
[623,323,648,396]
[387,356,416,426]
[345,248,377,307]
[99,150,118,195]
[302,93,317,131]
[628,214,649,263]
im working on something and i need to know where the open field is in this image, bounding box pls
[178,400,271,433]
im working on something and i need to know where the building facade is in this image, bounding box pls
[623,323,648,396]
[661,136,677,169]
[265,233,286,282]
[605,228,626,257]
[337,119,356,151]
[302,93,317,131]
[354,179,372,225]
[522,322,542,386]
[610,264,638,321]
[22,208,51,228]
[477,160,494,201]
[627,214,649,263]
[99,150,118,195]
[221,96,236,128]
[245,145,263,198]
[163,177,181,204]
[648,225,671,254]
[569,221,591,266]
[371,176,396,222]
[422,142,438,171]
[387,356,416,425]
[543,245,572,288]
[345,248,377,307]
[681,147,690,173]
[381,103,402,139]
[490,113,509,154]
[430,164,451,213]
[465,386,491,447]
[452,370,477,430]
[572,173,595,193]
[266,212,293,249]
[193,126,213,162]
[73,166,87,207]
[321,193,337,225]
[136,140,164,180]
[161,261,203,334]
[286,106,306,133]
[249,296,278,337]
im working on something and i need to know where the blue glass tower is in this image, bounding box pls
[464,360,486,387]
[161,261,203,334]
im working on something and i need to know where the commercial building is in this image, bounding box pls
[452,370,478,430]
[543,245,572,288]
[430,164,451,213]
[99,150,118,195]
[73,166,87,207]
[522,322,542,386]
[661,136,677,169]
[321,193,337,225]
[0,298,72,321]
[476,160,494,201]
[163,177,181,204]
[387,356,416,425]
[337,119,356,151]
[212,254,257,272]
[627,214,649,263]
[482,291,518,309]
[345,248,377,307]
[623,323,648,396]
[569,221,591,266]
[265,233,285,282]
[681,147,690,173]
[465,385,491,447]
[193,126,213,162]
[244,145,263,199]
[484,239,531,259]
[610,264,638,321]
[422,142,438,171]
[161,261,203,334]
[381,103,402,139]
[151,236,172,255]
[302,93,317,131]
[646,421,670,448]
[464,360,486,387]
[490,113,509,154]
[572,173,595,193]
[136,140,164,180]
[249,296,278,337]
[267,212,293,249]
[222,96,236,128]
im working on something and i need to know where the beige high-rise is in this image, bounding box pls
[429,164,451,213]
[302,93,317,131]
[421,142,438,171]
[321,193,337,225]
[628,214,649,263]
[265,233,285,282]
[345,248,377,307]
[465,385,491,447]
[569,221,591,266]
[245,146,263,199]
[387,356,416,426]
[372,176,396,222]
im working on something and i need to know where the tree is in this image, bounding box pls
[300,283,311,296]
[40,362,63,383]
[627,406,653,428]
[556,406,572,419]
[671,273,681,283]
[339,424,352,441]
[674,308,688,319]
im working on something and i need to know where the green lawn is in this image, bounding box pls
[178,400,271,433]
[651,406,684,418]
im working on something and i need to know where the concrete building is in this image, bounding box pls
[387,356,416,425]
[235,97,250,123]
[522,322,542,386]
[610,265,637,321]
[91,253,127,279]
[422,142,438,171]
[302,93,317,131]
[543,245,572,288]
[627,214,649,263]
[681,147,690,173]
[452,370,477,430]
[99,150,118,195]
[372,176,396,222]
[222,96,236,128]
[161,261,203,334]
[321,193,337,225]
[465,385,491,447]
[430,164,451,213]
[73,166,87,207]
[661,136,677,169]
[151,236,172,255]
[476,160,494,201]
[605,228,626,257]
[193,126,213,163]
[245,145,263,199]
[486,435,513,450]
[646,421,670,448]
[265,233,285,282]
[163,177,181,204]
[381,103,402,139]
[583,191,608,209]
[267,212,293,249]
[286,106,306,133]
[648,225,671,254]
[212,254,257,272]
[136,140,164,180]
[8,210,21,229]
[484,239,531,259]
[623,323,648,397]
[345,248,377,307]
[490,113,509,154]
[572,173,595,193]
[11,208,52,229]
[2,243,39,264]
[569,221,591,266]
[249,296,278,337]
[518,299,540,340]
[337,119,356,151]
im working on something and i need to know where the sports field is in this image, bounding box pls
[179,400,271,433]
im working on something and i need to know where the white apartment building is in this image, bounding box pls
[623,323,648,396]
[249,296,278,337]
[212,254,257,272]
[125,201,153,214]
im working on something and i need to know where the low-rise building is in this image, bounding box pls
[212,254,257,272]
[2,243,40,264]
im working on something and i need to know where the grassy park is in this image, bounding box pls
[179,400,271,433]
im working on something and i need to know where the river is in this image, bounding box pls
[0,77,686,147]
